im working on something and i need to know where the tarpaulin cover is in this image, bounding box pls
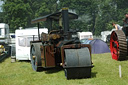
[81,39,110,54]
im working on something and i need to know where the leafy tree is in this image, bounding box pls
[2,0,59,32]
[59,0,98,33]
[2,0,32,32]
[1,0,128,35]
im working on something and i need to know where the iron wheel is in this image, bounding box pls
[110,30,127,60]
[30,43,42,71]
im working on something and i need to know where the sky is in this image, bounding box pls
[0,0,4,12]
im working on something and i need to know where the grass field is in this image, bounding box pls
[0,53,128,85]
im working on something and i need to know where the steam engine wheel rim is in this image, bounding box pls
[110,30,127,60]
[110,31,119,60]
[30,45,37,71]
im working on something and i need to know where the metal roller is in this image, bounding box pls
[30,42,42,71]
[64,47,92,79]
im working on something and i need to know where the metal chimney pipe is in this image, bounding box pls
[62,7,69,33]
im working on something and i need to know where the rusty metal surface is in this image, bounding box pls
[40,45,45,67]
[45,45,55,67]
[41,45,55,67]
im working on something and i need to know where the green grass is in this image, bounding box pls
[1,53,128,85]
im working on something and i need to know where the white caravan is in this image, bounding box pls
[77,32,93,40]
[15,28,48,60]
[0,23,10,44]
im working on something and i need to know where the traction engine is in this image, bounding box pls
[30,8,93,79]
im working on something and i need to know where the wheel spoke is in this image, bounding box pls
[110,39,114,42]
[113,33,118,41]
[114,41,119,45]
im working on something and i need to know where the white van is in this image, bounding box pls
[77,32,93,40]
[101,29,116,42]
[15,28,48,60]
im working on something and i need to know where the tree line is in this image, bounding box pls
[1,0,128,35]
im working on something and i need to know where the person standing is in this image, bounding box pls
[123,13,128,27]
[122,13,128,36]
